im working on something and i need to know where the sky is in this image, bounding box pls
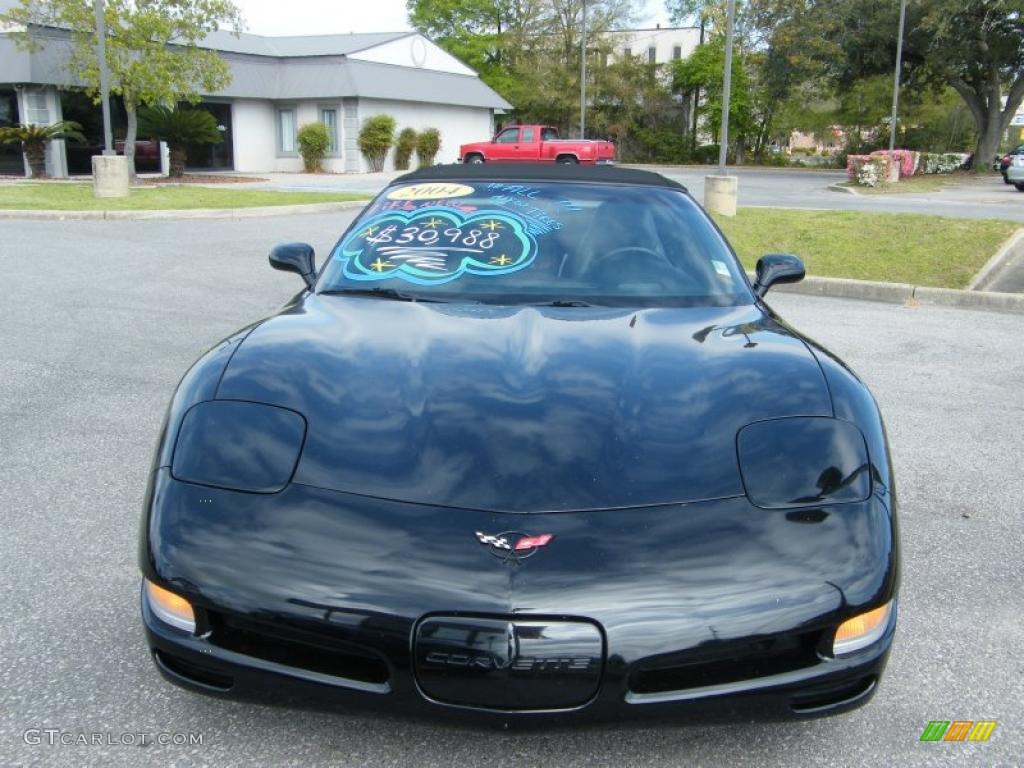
[233,0,670,36]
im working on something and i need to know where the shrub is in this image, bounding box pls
[626,128,692,163]
[137,107,221,178]
[847,154,892,187]
[694,144,720,164]
[416,127,441,167]
[358,114,396,172]
[296,122,331,173]
[919,152,971,174]
[395,127,417,171]
[870,149,919,178]
[0,120,85,178]
[754,151,794,167]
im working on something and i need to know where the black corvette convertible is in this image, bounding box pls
[140,164,898,722]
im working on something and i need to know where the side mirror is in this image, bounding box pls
[269,242,316,289]
[753,253,805,297]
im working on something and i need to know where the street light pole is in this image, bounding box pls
[580,0,587,139]
[93,0,114,155]
[888,0,907,153]
[717,0,736,174]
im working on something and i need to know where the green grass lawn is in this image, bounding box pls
[838,174,959,195]
[0,183,371,210]
[713,208,1018,289]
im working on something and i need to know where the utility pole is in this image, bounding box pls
[704,0,738,217]
[691,19,705,151]
[888,0,907,153]
[580,0,587,139]
[91,0,128,197]
[717,0,736,174]
[93,0,113,155]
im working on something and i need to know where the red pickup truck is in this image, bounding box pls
[460,125,615,165]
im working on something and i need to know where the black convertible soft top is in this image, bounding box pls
[394,163,687,191]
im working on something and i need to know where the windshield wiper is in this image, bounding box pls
[319,287,443,303]
[535,299,597,307]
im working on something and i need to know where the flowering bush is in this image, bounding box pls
[847,154,893,187]
[871,149,919,178]
[919,152,970,174]
[846,154,869,179]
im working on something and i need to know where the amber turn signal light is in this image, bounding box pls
[144,578,196,633]
[833,601,892,656]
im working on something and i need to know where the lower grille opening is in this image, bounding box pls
[207,611,390,685]
[154,650,233,691]
[629,630,822,694]
[791,675,876,713]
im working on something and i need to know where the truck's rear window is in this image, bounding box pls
[317,180,754,308]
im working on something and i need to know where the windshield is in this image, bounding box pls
[317,180,753,307]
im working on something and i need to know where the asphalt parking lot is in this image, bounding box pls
[1,212,1021,767]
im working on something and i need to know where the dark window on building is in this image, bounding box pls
[673,45,682,60]
[648,46,657,64]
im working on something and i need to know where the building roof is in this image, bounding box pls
[395,163,687,191]
[0,23,512,110]
[214,55,509,108]
[195,29,412,58]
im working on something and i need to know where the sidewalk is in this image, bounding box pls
[195,169,405,195]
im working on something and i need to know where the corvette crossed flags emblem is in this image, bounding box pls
[475,531,554,562]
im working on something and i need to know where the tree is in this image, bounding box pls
[674,37,754,154]
[0,120,85,177]
[589,54,689,161]
[1,0,243,176]
[137,106,221,177]
[917,0,1024,167]
[406,0,544,101]
[665,0,725,28]
[775,0,1024,170]
[407,0,635,131]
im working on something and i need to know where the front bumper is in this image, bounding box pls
[143,589,894,724]
[140,470,898,723]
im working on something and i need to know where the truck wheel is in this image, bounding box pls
[556,155,579,164]
[1015,183,1024,192]
[465,154,485,164]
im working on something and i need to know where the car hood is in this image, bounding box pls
[216,296,832,513]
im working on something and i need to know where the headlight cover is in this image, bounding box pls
[171,400,306,493]
[144,578,196,633]
[737,417,871,509]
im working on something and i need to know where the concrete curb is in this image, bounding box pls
[827,182,859,196]
[0,200,369,221]
[765,274,1024,315]
[968,228,1024,291]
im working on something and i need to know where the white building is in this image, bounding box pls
[0,11,511,176]
[610,25,702,66]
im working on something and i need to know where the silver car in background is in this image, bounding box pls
[1007,154,1024,191]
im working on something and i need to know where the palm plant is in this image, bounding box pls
[0,121,86,178]
[137,107,222,177]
